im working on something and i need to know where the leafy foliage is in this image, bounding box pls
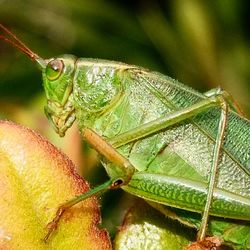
[0,121,111,249]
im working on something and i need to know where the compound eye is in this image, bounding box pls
[46,59,64,81]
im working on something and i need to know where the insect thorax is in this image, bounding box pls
[72,59,129,130]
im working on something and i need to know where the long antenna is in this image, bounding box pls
[0,24,39,60]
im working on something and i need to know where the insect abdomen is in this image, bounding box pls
[123,172,250,220]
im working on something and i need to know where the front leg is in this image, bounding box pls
[44,128,135,241]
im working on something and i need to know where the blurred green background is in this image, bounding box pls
[0,0,249,244]
[1,0,249,111]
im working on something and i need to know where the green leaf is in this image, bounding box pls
[114,200,194,250]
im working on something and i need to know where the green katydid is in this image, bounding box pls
[1,24,249,249]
